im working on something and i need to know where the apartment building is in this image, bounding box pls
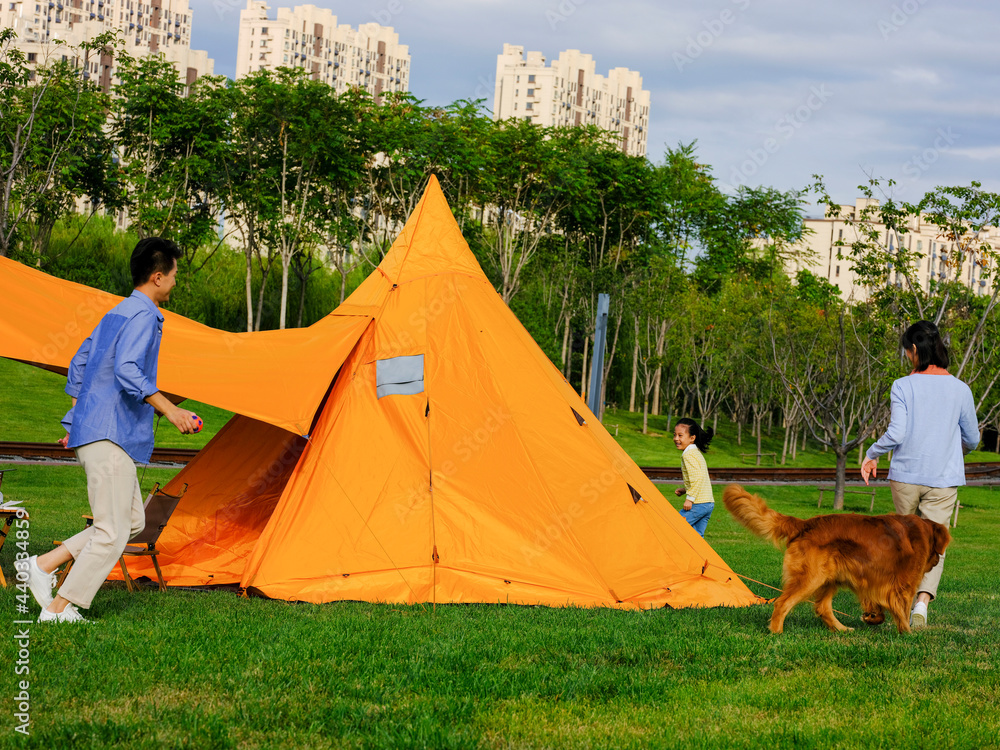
[492,44,650,157]
[0,0,213,91]
[788,198,998,300]
[236,1,409,100]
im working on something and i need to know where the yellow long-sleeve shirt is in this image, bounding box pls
[681,443,714,504]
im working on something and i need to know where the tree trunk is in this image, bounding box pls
[244,250,254,333]
[791,427,799,461]
[296,271,308,328]
[580,335,589,400]
[254,264,269,332]
[642,396,649,435]
[279,262,290,330]
[737,421,742,446]
[562,314,572,378]
[833,448,848,510]
[755,416,763,466]
[629,329,639,412]
[651,367,662,416]
[781,425,789,465]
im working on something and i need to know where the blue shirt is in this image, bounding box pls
[61,290,164,463]
[866,372,980,488]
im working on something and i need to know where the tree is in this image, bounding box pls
[695,185,809,293]
[112,55,229,305]
[814,176,1000,429]
[629,256,686,434]
[654,141,726,265]
[477,118,580,303]
[215,70,285,331]
[0,31,116,261]
[770,302,895,507]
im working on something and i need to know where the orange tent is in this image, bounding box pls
[0,177,762,609]
[0,255,368,435]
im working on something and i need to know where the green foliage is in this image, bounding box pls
[0,30,116,260]
[794,268,842,309]
[33,214,136,296]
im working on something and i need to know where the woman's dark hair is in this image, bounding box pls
[130,237,182,287]
[901,320,949,372]
[676,418,714,453]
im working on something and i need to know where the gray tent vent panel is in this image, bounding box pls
[376,354,425,398]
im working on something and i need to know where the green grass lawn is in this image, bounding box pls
[2,357,999,748]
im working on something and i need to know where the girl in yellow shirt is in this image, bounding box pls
[673,417,715,537]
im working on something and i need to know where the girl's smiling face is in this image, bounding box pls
[673,423,696,451]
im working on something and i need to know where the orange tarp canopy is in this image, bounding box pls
[107,177,762,610]
[0,255,368,435]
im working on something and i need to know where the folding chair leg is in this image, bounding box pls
[56,560,74,589]
[150,554,167,592]
[119,556,135,593]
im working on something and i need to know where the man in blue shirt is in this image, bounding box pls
[20,237,199,623]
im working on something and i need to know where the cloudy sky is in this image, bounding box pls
[190,0,998,214]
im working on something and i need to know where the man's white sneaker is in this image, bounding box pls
[37,603,89,624]
[17,555,56,609]
[910,602,928,629]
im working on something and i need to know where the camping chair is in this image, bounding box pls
[55,482,187,593]
[0,469,26,588]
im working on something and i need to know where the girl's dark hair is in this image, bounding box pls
[676,418,714,453]
[901,320,949,372]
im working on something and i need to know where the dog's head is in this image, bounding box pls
[924,519,951,572]
[861,603,886,626]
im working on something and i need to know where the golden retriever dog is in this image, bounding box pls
[722,484,950,634]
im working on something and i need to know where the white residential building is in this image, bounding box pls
[493,44,650,157]
[788,198,999,300]
[236,1,409,100]
[0,0,213,91]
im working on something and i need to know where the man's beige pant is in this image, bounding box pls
[889,480,957,600]
[59,440,144,609]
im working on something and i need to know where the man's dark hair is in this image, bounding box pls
[130,237,182,287]
[901,320,950,372]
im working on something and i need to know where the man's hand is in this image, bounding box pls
[682,499,693,511]
[57,434,69,449]
[166,406,200,434]
[674,487,684,497]
[861,457,878,486]
[146,391,199,435]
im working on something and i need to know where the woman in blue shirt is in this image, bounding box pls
[861,320,980,629]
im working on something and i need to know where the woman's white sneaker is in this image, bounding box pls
[19,555,56,609]
[38,604,89,624]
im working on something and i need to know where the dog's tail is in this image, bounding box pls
[722,484,807,548]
